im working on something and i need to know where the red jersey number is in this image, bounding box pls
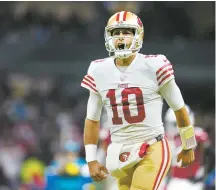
[106,87,146,125]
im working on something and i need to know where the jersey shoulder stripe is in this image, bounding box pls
[144,54,175,88]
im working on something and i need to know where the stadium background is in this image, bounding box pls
[0,1,214,190]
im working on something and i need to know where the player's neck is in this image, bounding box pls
[115,54,136,67]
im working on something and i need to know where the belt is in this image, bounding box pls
[148,134,164,145]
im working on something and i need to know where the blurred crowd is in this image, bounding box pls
[0,1,214,44]
[0,72,87,189]
[0,1,214,190]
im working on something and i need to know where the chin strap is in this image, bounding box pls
[114,51,133,59]
[111,50,139,59]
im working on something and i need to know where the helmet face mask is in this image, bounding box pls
[104,11,144,59]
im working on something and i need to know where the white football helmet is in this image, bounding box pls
[104,11,144,59]
[164,104,195,136]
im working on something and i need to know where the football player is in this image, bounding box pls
[163,105,209,190]
[81,11,196,190]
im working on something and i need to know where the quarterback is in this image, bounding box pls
[81,11,196,190]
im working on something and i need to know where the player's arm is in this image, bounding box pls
[174,106,191,128]
[84,119,100,147]
[160,79,196,167]
[84,91,103,150]
[84,92,108,181]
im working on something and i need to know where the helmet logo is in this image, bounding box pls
[117,21,124,25]
[137,17,143,27]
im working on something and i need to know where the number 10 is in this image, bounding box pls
[106,87,146,125]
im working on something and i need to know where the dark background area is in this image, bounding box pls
[0,2,214,190]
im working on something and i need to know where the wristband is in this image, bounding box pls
[178,125,197,150]
[85,144,97,163]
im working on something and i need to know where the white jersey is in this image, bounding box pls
[81,53,175,144]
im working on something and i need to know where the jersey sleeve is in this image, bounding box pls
[81,62,99,94]
[151,55,175,88]
[159,80,184,111]
[86,92,103,121]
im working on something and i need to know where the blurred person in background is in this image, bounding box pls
[44,140,94,190]
[203,123,215,190]
[19,153,45,190]
[82,11,196,190]
[204,167,215,190]
[162,104,209,190]
[0,166,10,190]
[0,138,25,190]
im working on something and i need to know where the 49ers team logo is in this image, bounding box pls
[137,17,143,27]
[119,152,130,162]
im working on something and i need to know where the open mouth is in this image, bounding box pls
[118,44,125,50]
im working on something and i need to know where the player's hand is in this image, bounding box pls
[88,160,109,182]
[177,149,195,168]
